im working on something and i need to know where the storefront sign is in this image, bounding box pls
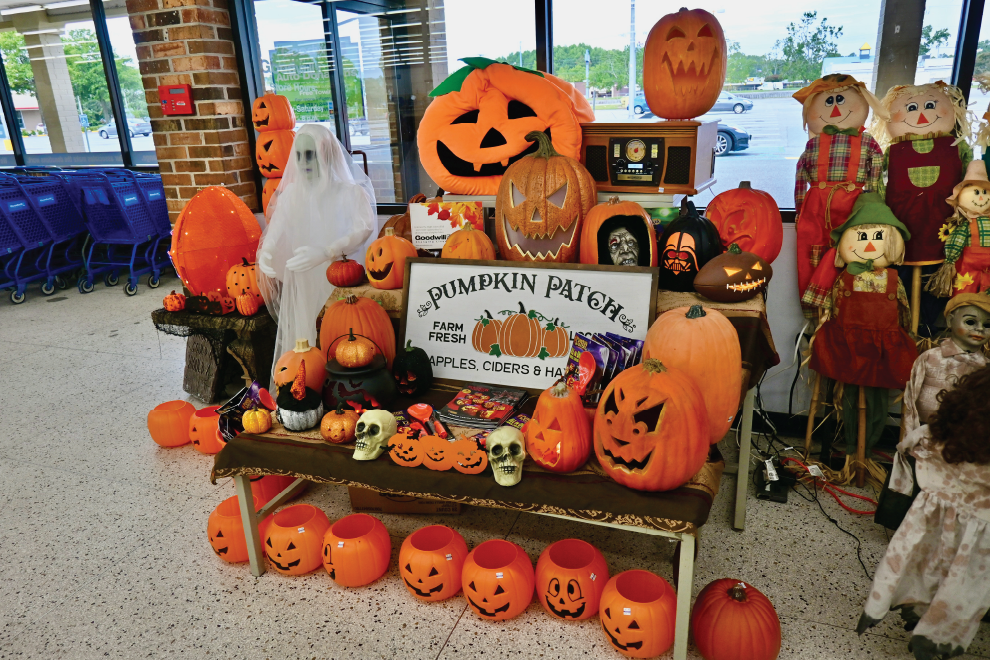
[270,40,334,123]
[400,259,658,390]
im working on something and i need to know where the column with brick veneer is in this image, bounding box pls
[127,0,257,222]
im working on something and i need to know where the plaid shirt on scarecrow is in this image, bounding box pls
[944,216,990,263]
[794,131,883,215]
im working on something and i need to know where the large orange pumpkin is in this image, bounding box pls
[691,579,782,660]
[261,178,279,214]
[704,181,783,263]
[399,525,469,602]
[208,495,272,564]
[264,504,331,575]
[418,58,593,196]
[594,359,709,491]
[644,305,741,444]
[599,570,677,658]
[495,131,596,263]
[321,513,391,587]
[441,222,495,260]
[643,7,727,120]
[256,129,295,178]
[252,92,295,132]
[462,539,535,621]
[319,294,396,366]
[527,381,591,472]
[274,338,327,391]
[365,228,417,290]
[170,186,261,297]
[580,196,658,266]
[536,538,609,621]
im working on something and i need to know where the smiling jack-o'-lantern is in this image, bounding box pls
[451,437,489,474]
[256,129,295,178]
[462,539,535,620]
[694,243,773,302]
[418,58,593,196]
[643,7,727,119]
[526,381,592,472]
[274,338,327,391]
[594,359,709,491]
[252,92,295,132]
[321,513,391,587]
[495,131,597,262]
[421,435,455,471]
[536,539,609,621]
[388,432,423,467]
[657,199,723,292]
[400,525,469,602]
[599,570,677,658]
[264,504,331,575]
[208,495,271,563]
[365,228,417,290]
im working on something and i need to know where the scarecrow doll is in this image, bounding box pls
[793,74,888,317]
[809,193,916,457]
[928,160,990,297]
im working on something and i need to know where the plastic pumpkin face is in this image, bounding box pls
[703,182,783,263]
[208,495,271,563]
[836,223,898,269]
[189,406,223,454]
[399,525,469,602]
[251,92,295,132]
[264,504,331,575]
[388,433,423,467]
[599,570,677,658]
[274,339,327,391]
[451,438,489,474]
[806,86,870,136]
[321,513,391,587]
[421,435,455,471]
[365,229,417,290]
[886,87,955,139]
[535,539,609,621]
[255,130,295,178]
[462,539,535,620]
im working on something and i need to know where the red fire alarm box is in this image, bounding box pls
[159,84,194,115]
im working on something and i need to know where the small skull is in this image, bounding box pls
[352,410,396,461]
[486,427,526,487]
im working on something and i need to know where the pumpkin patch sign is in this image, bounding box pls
[400,259,657,390]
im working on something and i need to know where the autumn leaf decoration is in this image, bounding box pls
[291,361,307,401]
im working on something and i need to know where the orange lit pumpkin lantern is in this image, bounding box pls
[399,525,469,602]
[189,405,224,454]
[251,92,295,132]
[365,228,417,290]
[208,495,272,564]
[319,295,396,366]
[704,181,783,263]
[388,432,423,467]
[326,257,364,287]
[451,437,488,474]
[261,177,279,214]
[536,539,609,621]
[274,338,327,391]
[421,435,455,471]
[643,305,741,444]
[322,513,391,587]
[527,381,592,472]
[418,59,593,196]
[691,579,782,660]
[594,359,709,491]
[163,290,185,312]
[495,131,596,263]
[580,197,658,266]
[441,222,495,260]
[462,539,535,620]
[170,186,261,297]
[147,400,195,447]
[226,258,262,302]
[643,7,727,120]
[264,504,331,575]
[256,129,295,178]
[599,570,677,658]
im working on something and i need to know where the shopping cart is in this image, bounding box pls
[0,175,66,303]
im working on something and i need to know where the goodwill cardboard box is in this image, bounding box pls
[348,487,462,514]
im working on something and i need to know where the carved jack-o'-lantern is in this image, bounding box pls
[418,58,593,196]
[451,438,489,474]
[462,539,535,620]
[704,181,783,263]
[256,129,295,178]
[251,92,295,132]
[495,131,597,263]
[526,381,592,473]
[657,200,723,292]
[694,243,773,302]
[392,340,433,396]
[643,7,728,120]
[399,525,469,602]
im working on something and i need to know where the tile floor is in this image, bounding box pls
[0,278,987,660]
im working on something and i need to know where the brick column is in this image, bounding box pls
[126,0,257,222]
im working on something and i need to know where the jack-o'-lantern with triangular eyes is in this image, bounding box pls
[251,92,295,132]
[399,525,469,602]
[694,243,774,302]
[421,435,456,471]
[495,131,597,263]
[594,359,709,492]
[388,433,423,468]
[462,539,535,620]
[599,570,678,658]
[657,199,723,291]
[643,7,727,119]
[208,495,271,564]
[255,129,295,178]
[264,504,331,576]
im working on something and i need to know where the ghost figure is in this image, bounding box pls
[607,227,639,266]
[486,426,526,487]
[352,410,397,461]
[256,123,377,390]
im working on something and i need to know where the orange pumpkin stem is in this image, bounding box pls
[524,131,562,160]
[291,361,307,400]
[642,358,668,374]
[685,305,707,319]
[729,583,748,602]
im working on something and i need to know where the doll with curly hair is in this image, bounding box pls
[858,365,990,660]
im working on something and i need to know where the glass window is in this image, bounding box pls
[0,1,123,165]
[105,0,156,165]
[0,102,17,166]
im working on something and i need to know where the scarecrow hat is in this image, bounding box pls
[947,160,990,208]
[792,74,867,105]
[944,291,990,318]
[829,192,911,245]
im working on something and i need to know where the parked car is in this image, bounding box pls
[98,117,152,139]
[715,123,750,156]
[630,91,753,115]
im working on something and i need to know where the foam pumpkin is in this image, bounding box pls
[694,244,773,303]
[261,178,279,214]
[441,222,495,260]
[320,403,360,444]
[235,293,261,316]
[326,257,364,287]
[657,199,723,292]
[643,7,728,120]
[527,381,592,472]
[321,513,391,587]
[536,539,609,621]
[242,406,271,434]
[644,305,741,444]
[691,579,782,660]
[208,495,271,563]
[251,92,295,132]
[170,186,261,297]
[704,181,783,263]
[418,57,593,196]
[365,228,417,290]
[599,570,677,658]
[162,290,185,312]
[495,131,596,263]
[319,295,396,367]
[451,437,489,474]
[462,539,535,620]
[226,258,262,302]
[334,329,377,369]
[580,196,658,266]
[264,504,331,575]
[594,359,709,491]
[274,338,327,391]
[399,525,469,602]
[255,129,295,178]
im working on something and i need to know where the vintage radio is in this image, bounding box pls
[579,121,718,195]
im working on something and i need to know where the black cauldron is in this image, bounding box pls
[323,354,397,411]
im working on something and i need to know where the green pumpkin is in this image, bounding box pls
[393,340,433,396]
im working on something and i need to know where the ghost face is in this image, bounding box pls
[294,133,320,182]
[352,410,397,461]
[663,232,697,274]
[486,427,526,487]
[948,305,990,352]
[956,184,990,219]
[608,228,639,266]
[837,224,895,269]
[886,88,955,139]
[806,87,870,136]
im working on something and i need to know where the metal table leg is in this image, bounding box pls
[234,474,266,577]
[733,388,756,531]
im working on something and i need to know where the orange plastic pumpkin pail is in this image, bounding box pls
[148,400,195,447]
[169,186,261,297]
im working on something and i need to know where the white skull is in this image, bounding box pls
[352,410,396,461]
[486,427,526,487]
